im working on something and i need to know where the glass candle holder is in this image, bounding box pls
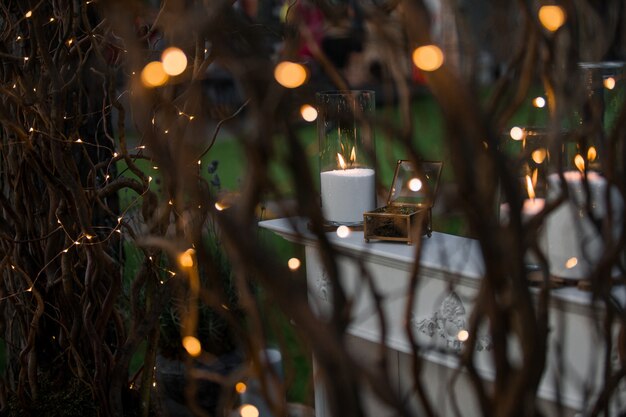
[317,90,376,226]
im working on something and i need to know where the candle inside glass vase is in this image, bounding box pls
[317,90,376,226]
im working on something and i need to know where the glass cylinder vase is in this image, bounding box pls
[317,90,376,227]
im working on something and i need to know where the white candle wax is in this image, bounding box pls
[546,171,623,279]
[499,199,546,266]
[499,198,545,224]
[320,168,375,224]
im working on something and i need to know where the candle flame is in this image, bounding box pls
[350,147,356,163]
[337,153,347,170]
[526,175,535,200]
[574,154,585,173]
[587,146,597,162]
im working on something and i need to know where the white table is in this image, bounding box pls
[259,217,626,417]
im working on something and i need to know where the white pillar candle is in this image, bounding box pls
[546,171,623,279]
[321,168,375,225]
[499,198,546,266]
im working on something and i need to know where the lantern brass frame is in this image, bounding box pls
[363,160,442,244]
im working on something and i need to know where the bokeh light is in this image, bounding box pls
[235,382,247,394]
[509,126,524,141]
[182,336,202,357]
[408,178,423,192]
[239,404,259,417]
[538,5,566,32]
[533,97,546,108]
[565,257,578,269]
[161,47,188,76]
[287,257,301,271]
[412,45,444,72]
[300,104,318,122]
[274,61,308,88]
[604,77,616,90]
[178,248,195,268]
[336,226,350,238]
[531,148,547,164]
[457,330,469,342]
[141,61,169,88]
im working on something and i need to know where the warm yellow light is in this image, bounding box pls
[300,104,318,122]
[274,61,308,88]
[533,97,546,108]
[525,175,536,200]
[509,126,524,141]
[235,382,247,394]
[408,178,423,192]
[141,61,169,88]
[25,10,33,18]
[239,404,259,417]
[574,154,585,172]
[336,225,350,238]
[565,257,578,269]
[538,5,566,32]
[287,257,301,271]
[178,248,195,268]
[411,45,444,72]
[587,146,597,162]
[337,153,347,170]
[457,329,469,342]
[531,148,547,164]
[161,47,188,76]
[604,77,616,90]
[215,201,230,211]
[182,336,202,357]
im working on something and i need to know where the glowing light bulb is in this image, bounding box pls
[140,61,169,88]
[182,336,202,357]
[411,45,444,72]
[161,47,188,76]
[300,104,318,122]
[538,5,566,32]
[25,10,32,18]
[509,126,524,141]
[287,257,301,271]
[274,61,308,88]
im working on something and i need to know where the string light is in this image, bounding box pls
[25,10,33,18]
[532,97,546,108]
[235,382,247,394]
[457,329,469,342]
